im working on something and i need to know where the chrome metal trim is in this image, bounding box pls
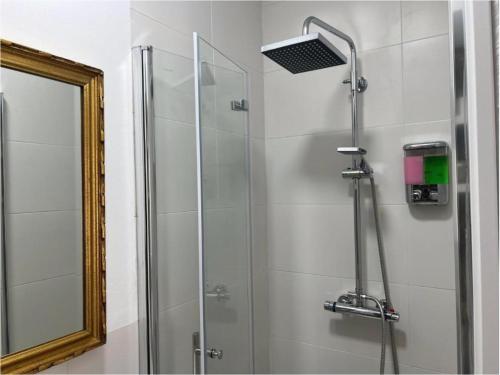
[303,17,355,49]
[260,32,348,65]
[449,2,474,373]
[324,301,400,322]
[403,141,449,151]
[492,0,499,173]
[337,146,367,155]
[193,332,201,374]
[193,33,207,375]
[303,16,365,301]
[0,93,8,356]
[242,64,255,375]
[132,45,159,374]
[193,33,255,374]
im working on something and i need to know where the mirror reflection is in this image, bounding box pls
[0,67,83,356]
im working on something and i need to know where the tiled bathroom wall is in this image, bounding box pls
[0,1,463,374]
[262,1,456,373]
[130,1,268,373]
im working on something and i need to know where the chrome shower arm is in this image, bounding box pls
[302,16,355,50]
[302,16,359,146]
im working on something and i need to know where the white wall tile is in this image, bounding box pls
[1,67,81,147]
[402,1,449,42]
[204,207,249,287]
[153,50,196,124]
[252,267,270,374]
[403,35,451,124]
[404,120,452,145]
[7,275,83,353]
[212,1,263,72]
[268,204,354,279]
[251,138,267,206]
[362,124,407,205]
[213,66,247,135]
[155,118,197,214]
[252,204,267,272]
[217,131,249,208]
[406,204,455,290]
[131,9,193,59]
[131,1,211,40]
[364,204,409,285]
[407,286,457,373]
[65,322,139,374]
[269,270,343,346]
[5,210,82,286]
[157,212,198,311]
[266,132,352,204]
[264,67,350,138]
[270,337,379,374]
[201,126,219,210]
[249,72,266,139]
[5,142,81,213]
[359,45,403,128]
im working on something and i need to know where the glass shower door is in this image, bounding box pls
[193,33,253,374]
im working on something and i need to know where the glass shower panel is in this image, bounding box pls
[151,47,200,374]
[194,34,253,374]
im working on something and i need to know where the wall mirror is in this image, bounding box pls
[0,40,105,373]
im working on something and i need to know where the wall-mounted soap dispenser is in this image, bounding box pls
[403,142,449,205]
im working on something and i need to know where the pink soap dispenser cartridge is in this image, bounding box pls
[404,155,424,185]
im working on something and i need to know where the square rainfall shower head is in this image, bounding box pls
[261,32,347,74]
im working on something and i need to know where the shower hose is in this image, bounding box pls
[369,176,400,374]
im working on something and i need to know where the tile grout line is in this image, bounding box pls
[264,118,452,140]
[266,267,456,292]
[9,272,80,289]
[6,139,78,149]
[8,208,81,215]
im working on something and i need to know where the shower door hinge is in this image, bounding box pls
[230,99,249,112]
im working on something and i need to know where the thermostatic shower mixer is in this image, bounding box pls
[403,142,449,206]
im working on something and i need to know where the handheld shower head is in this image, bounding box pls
[261,32,347,74]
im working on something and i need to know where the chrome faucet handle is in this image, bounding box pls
[342,77,368,92]
[357,77,368,92]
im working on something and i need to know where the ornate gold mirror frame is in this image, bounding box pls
[0,40,105,374]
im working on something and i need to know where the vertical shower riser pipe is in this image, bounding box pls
[303,16,364,302]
